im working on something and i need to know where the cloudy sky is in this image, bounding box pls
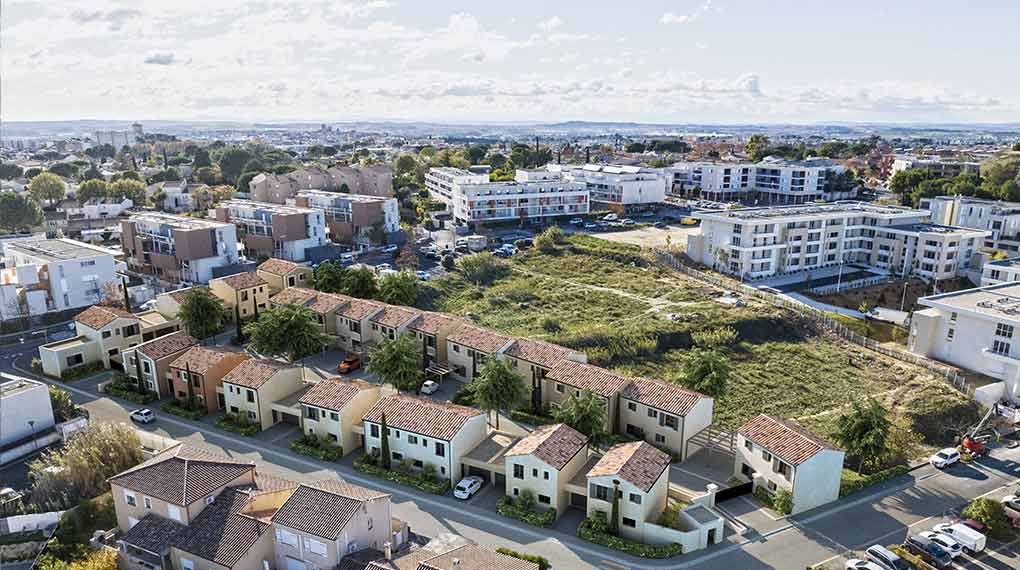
[3,0,1017,124]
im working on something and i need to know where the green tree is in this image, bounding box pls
[177,288,227,339]
[193,148,212,168]
[0,162,23,180]
[341,266,379,298]
[441,254,455,271]
[745,134,771,162]
[832,398,890,472]
[534,226,563,253]
[218,147,255,184]
[76,179,110,203]
[961,498,1012,539]
[366,332,423,392]
[236,171,258,192]
[0,192,43,233]
[380,412,391,469]
[29,171,66,207]
[1012,143,1020,152]
[471,357,526,429]
[80,162,103,182]
[680,349,730,398]
[625,142,646,153]
[314,261,346,293]
[377,271,417,306]
[193,166,221,185]
[109,178,146,204]
[48,162,78,179]
[118,170,141,181]
[553,391,606,444]
[466,144,489,164]
[888,168,930,205]
[146,167,182,184]
[394,154,417,177]
[49,385,77,423]
[244,304,328,362]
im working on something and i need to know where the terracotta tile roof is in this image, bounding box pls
[136,331,198,361]
[168,286,204,305]
[340,298,384,320]
[408,311,463,335]
[222,358,296,389]
[545,360,630,398]
[257,258,302,276]
[170,346,246,375]
[308,291,352,315]
[504,338,574,369]
[107,444,254,505]
[215,272,267,290]
[120,513,186,554]
[418,544,539,570]
[363,394,483,441]
[371,305,422,328]
[249,473,300,495]
[269,287,317,307]
[271,480,388,540]
[505,423,588,470]
[299,377,379,411]
[448,323,513,354]
[75,305,136,329]
[172,487,270,567]
[738,414,841,466]
[587,441,670,492]
[366,547,434,570]
[621,377,708,417]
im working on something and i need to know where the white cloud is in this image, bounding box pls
[537,16,563,31]
[661,0,713,25]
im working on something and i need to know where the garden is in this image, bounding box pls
[101,372,158,404]
[353,453,450,495]
[496,491,557,528]
[290,434,342,462]
[215,413,260,436]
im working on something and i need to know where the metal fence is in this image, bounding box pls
[809,275,891,296]
[652,248,969,394]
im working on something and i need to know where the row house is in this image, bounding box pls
[256,258,314,295]
[298,378,383,455]
[446,324,515,382]
[270,287,351,340]
[222,358,305,431]
[336,298,385,354]
[214,200,327,263]
[123,331,199,398]
[586,441,672,543]
[210,272,270,322]
[169,346,250,414]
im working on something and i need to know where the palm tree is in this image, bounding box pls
[471,357,526,429]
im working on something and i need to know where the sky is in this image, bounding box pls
[3,0,1019,124]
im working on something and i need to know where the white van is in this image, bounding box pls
[931,523,986,553]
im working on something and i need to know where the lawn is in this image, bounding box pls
[418,235,979,441]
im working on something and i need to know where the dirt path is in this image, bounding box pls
[514,266,679,314]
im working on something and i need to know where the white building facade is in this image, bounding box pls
[215,200,327,262]
[549,164,667,209]
[922,195,1020,253]
[668,157,852,204]
[425,168,589,225]
[982,258,1020,286]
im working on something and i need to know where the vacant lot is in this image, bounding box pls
[418,235,978,443]
[807,277,974,313]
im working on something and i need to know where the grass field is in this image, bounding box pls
[418,235,978,443]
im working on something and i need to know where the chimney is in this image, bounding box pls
[384,542,392,560]
[452,559,461,570]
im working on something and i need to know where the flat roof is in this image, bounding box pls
[698,201,926,222]
[920,282,1020,319]
[6,238,118,262]
[220,199,318,215]
[884,223,987,235]
[295,189,391,204]
[985,256,1020,268]
[129,212,232,229]
[1,378,45,398]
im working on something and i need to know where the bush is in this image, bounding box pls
[839,465,910,497]
[61,361,104,382]
[452,384,475,406]
[752,485,792,515]
[691,326,739,348]
[101,373,158,404]
[291,434,342,462]
[216,413,260,436]
[30,357,43,374]
[577,511,682,558]
[353,454,450,495]
[540,316,562,332]
[496,547,552,570]
[160,400,205,420]
[962,497,1013,540]
[889,544,936,570]
[510,407,556,426]
[496,495,556,528]
[457,253,510,285]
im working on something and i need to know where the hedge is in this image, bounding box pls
[101,375,158,404]
[509,408,556,427]
[496,495,557,528]
[216,413,260,436]
[160,401,205,420]
[353,454,450,495]
[495,547,552,570]
[61,361,105,382]
[839,465,910,498]
[577,512,682,559]
[291,434,342,462]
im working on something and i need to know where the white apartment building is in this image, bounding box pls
[424,167,490,206]
[289,189,400,245]
[122,212,239,285]
[0,238,123,319]
[668,157,852,204]
[425,168,589,225]
[687,202,986,281]
[214,200,327,262]
[548,164,667,209]
[923,195,1020,252]
[1,378,56,465]
[982,258,1020,286]
[64,198,133,223]
[910,283,1020,403]
[891,155,980,179]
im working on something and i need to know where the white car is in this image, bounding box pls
[603,213,619,221]
[129,408,154,424]
[382,245,399,254]
[420,380,439,395]
[1002,494,1020,512]
[416,270,431,281]
[931,522,986,553]
[374,263,393,273]
[844,559,883,570]
[918,531,963,558]
[929,447,960,469]
[453,476,484,500]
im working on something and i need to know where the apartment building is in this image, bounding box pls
[210,272,270,322]
[257,258,313,294]
[369,305,422,345]
[425,168,588,225]
[214,200,327,263]
[548,163,667,209]
[121,212,240,285]
[586,442,671,543]
[982,257,1020,286]
[222,358,305,430]
[290,190,400,246]
[735,414,845,514]
[1,378,56,465]
[123,331,198,398]
[668,157,852,204]
[687,201,985,281]
[299,378,382,454]
[0,238,123,319]
[909,282,1020,403]
[168,346,249,414]
[249,165,394,204]
[891,155,980,179]
[504,423,590,518]
[362,394,487,482]
[64,197,133,223]
[923,195,1020,252]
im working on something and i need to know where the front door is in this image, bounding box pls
[167,378,175,398]
[217,393,225,409]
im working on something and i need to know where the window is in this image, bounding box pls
[767,480,778,492]
[776,462,790,477]
[627,402,636,412]
[538,495,551,505]
[408,435,418,445]
[543,471,549,480]
[629,493,642,504]
[413,460,423,468]
[142,361,151,374]
[997,323,1014,339]
[275,529,298,547]
[330,412,338,421]
[246,389,255,403]
[392,452,403,461]
[993,340,1011,356]
[180,559,194,570]
[370,424,379,438]
[453,345,460,353]
[655,434,666,444]
[593,484,609,501]
[947,328,955,341]
[247,410,257,421]
[167,505,182,522]
[305,407,319,421]
[744,439,753,451]
[532,468,538,477]
[555,383,564,394]
[205,495,215,505]
[102,331,111,339]
[647,408,658,419]
[762,451,772,462]
[622,517,636,528]
[435,441,445,457]
[950,312,958,323]
[660,414,679,431]
[143,497,151,509]
[124,491,137,506]
[66,354,84,367]
[513,464,524,480]
[306,538,327,557]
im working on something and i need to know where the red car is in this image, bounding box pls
[337,355,362,374]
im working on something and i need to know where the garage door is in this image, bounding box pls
[285,557,306,570]
[494,473,506,486]
[570,492,587,508]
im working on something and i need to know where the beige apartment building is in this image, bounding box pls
[298,378,383,454]
[221,358,304,430]
[407,311,465,368]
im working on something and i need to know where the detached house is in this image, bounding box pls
[586,441,671,544]
[299,378,383,455]
[362,395,487,482]
[619,377,713,460]
[168,347,249,414]
[257,258,313,295]
[446,324,514,382]
[222,359,305,430]
[210,272,270,322]
[735,414,845,514]
[123,331,199,398]
[503,423,589,518]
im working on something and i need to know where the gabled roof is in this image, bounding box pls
[447,323,513,354]
[504,338,573,369]
[587,441,670,492]
[215,272,266,291]
[738,414,841,466]
[362,394,483,441]
[75,305,136,329]
[135,331,197,361]
[172,488,270,567]
[505,423,588,471]
[170,346,246,375]
[545,360,630,398]
[167,286,205,305]
[222,358,296,389]
[269,287,318,307]
[271,480,389,541]
[120,513,186,555]
[418,544,539,570]
[621,377,708,417]
[407,311,462,335]
[340,298,384,320]
[299,378,378,411]
[371,305,422,328]
[107,444,254,505]
[257,258,304,276]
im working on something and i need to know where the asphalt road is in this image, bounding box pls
[5,335,1019,570]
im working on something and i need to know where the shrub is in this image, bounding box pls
[216,413,260,436]
[752,485,791,515]
[61,361,105,382]
[517,489,536,512]
[962,497,1013,540]
[509,407,556,426]
[353,454,450,495]
[577,511,682,558]
[496,547,552,570]
[496,495,556,528]
[839,465,910,497]
[457,253,510,285]
[452,384,475,405]
[160,401,204,420]
[30,357,43,374]
[691,326,739,348]
[540,316,562,332]
[889,545,936,570]
[290,434,342,462]
[101,373,158,404]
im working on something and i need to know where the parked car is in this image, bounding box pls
[337,355,362,374]
[904,534,952,568]
[381,245,399,254]
[1002,494,1020,513]
[918,531,963,559]
[377,269,398,278]
[621,218,635,226]
[641,210,656,218]
[929,448,960,469]
[129,409,155,424]
[416,270,431,281]
[420,380,439,395]
[931,522,986,553]
[865,545,910,570]
[584,222,599,230]
[570,217,584,225]
[603,213,619,221]
[416,237,431,246]
[374,263,393,273]
[339,253,355,265]
[453,476,484,500]
[844,560,883,570]
[653,221,667,229]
